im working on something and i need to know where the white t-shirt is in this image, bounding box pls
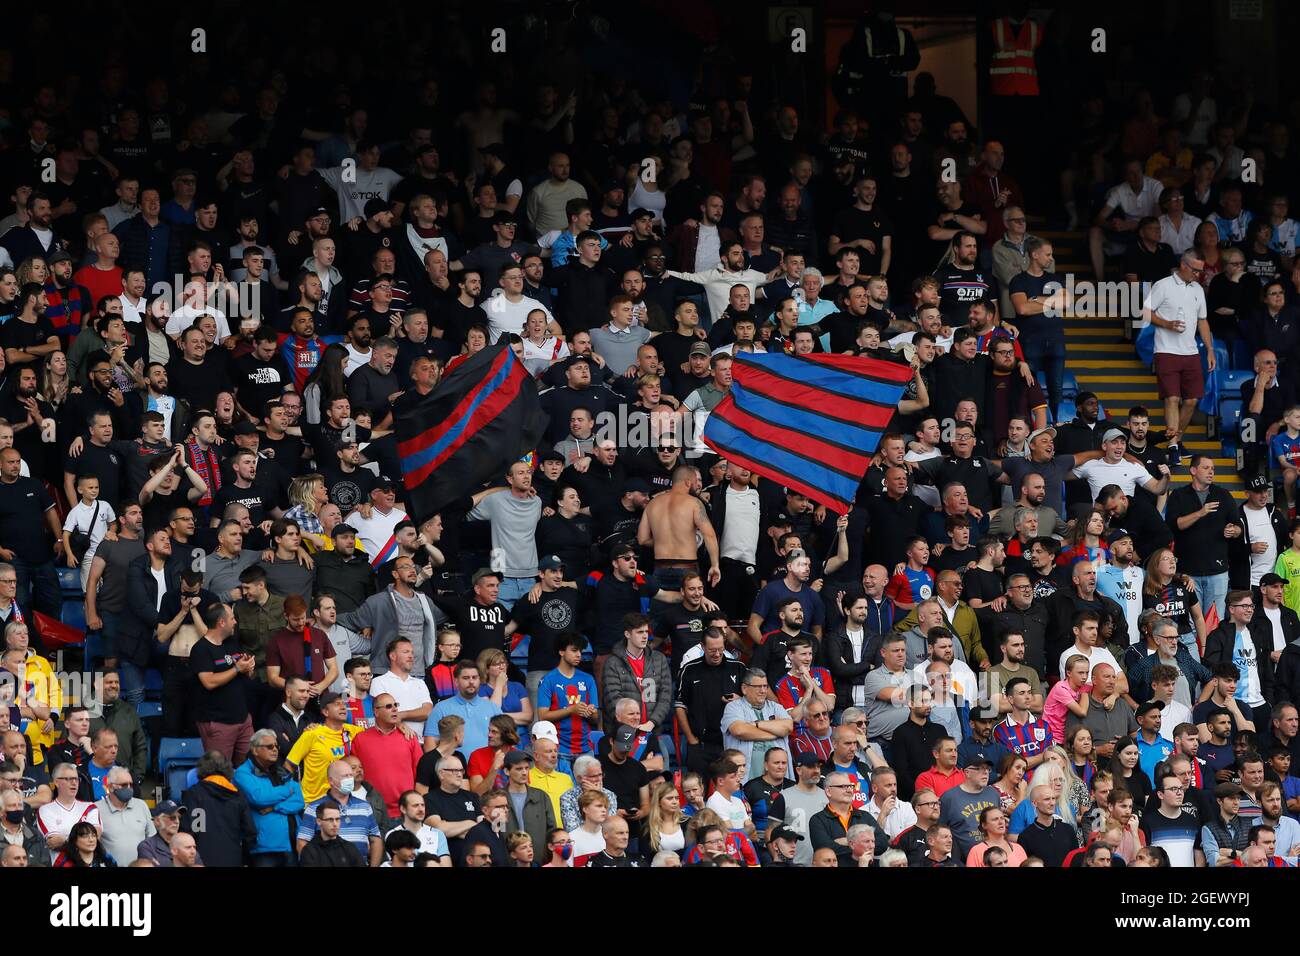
[345,506,407,562]
[571,825,606,859]
[343,344,371,378]
[520,336,569,378]
[166,305,231,342]
[719,486,760,564]
[63,499,117,564]
[705,791,751,831]
[1071,457,1155,500]
[1144,273,1207,356]
[1158,699,1194,742]
[1263,606,1286,653]
[318,165,404,223]
[1104,177,1164,220]
[695,224,721,272]
[370,670,433,737]
[386,823,448,857]
[1058,644,1121,681]
[119,294,147,325]
[1243,505,1278,586]
[484,290,553,344]
[37,799,100,839]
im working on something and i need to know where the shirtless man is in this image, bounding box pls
[637,464,722,589]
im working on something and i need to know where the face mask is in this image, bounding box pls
[4,810,24,825]
[338,777,355,794]
[113,787,134,804]
[558,844,572,861]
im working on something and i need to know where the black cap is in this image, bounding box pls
[611,724,638,754]
[794,751,822,768]
[48,248,73,265]
[539,554,566,572]
[631,207,656,221]
[364,198,391,219]
[232,421,258,436]
[1261,572,1287,587]
[311,206,331,217]
[1247,473,1271,491]
[503,750,533,768]
[623,478,653,496]
[1105,527,1132,545]
[1135,700,1165,717]
[318,691,343,706]
[331,523,358,538]
[1215,782,1246,799]
[374,475,398,489]
[962,752,995,768]
[493,209,518,226]
[538,449,564,464]
[770,825,805,842]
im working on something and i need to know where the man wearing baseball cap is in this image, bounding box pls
[1000,424,1115,515]
[135,800,202,867]
[1239,474,1287,590]
[1096,526,1144,644]
[939,751,1002,859]
[1068,425,1171,502]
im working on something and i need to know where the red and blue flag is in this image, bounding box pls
[701,352,912,511]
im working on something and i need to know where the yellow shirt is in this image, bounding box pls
[24,654,61,764]
[529,766,575,825]
[286,722,365,802]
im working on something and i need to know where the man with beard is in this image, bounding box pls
[932,231,994,327]
[1,285,59,382]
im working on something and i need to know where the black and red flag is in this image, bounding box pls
[396,342,548,521]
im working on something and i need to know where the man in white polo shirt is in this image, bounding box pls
[1143,251,1213,464]
[1070,427,1171,501]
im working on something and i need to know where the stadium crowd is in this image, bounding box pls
[0,6,1298,871]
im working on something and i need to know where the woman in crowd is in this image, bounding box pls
[965,806,1028,867]
[1106,737,1152,810]
[1142,549,1206,654]
[56,821,117,868]
[992,753,1030,811]
[1066,726,1097,790]
[284,473,331,551]
[641,781,687,861]
[476,648,532,734]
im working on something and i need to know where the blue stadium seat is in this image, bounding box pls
[1055,400,1076,425]
[56,567,82,596]
[1219,369,1256,396]
[137,702,162,719]
[60,601,86,633]
[83,632,103,668]
[158,737,204,800]
[510,634,529,667]
[1219,399,1243,453]
[1231,338,1253,370]
[588,730,604,753]
[1061,370,1079,399]
[658,734,676,769]
[143,668,164,699]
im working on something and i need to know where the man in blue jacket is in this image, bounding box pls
[234,728,305,867]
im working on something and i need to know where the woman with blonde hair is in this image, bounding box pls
[1009,760,1077,839]
[1043,744,1090,816]
[284,473,330,550]
[15,256,48,289]
[641,781,687,861]
[475,647,531,731]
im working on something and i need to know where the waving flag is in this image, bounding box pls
[397,342,548,521]
[701,351,912,511]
